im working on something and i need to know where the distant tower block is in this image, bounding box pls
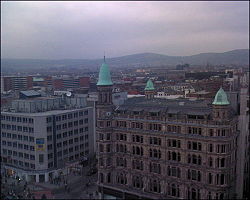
[144,79,155,99]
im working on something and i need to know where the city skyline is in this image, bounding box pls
[1,1,249,59]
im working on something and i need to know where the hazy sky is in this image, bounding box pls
[1,1,249,59]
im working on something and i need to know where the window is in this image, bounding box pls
[149,137,161,146]
[209,144,213,152]
[47,126,52,132]
[132,176,143,189]
[149,162,161,174]
[168,139,181,148]
[99,144,104,152]
[30,136,35,142]
[19,152,23,158]
[18,143,23,149]
[63,132,67,138]
[187,169,201,182]
[30,155,35,160]
[149,179,161,193]
[30,146,35,151]
[168,151,181,161]
[39,154,44,163]
[168,183,180,197]
[57,142,62,148]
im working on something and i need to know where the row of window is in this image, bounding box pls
[47,122,89,132]
[47,128,89,141]
[2,141,35,150]
[114,121,233,137]
[55,119,89,130]
[5,159,35,169]
[55,131,89,140]
[2,149,35,160]
[46,110,88,123]
[1,116,34,123]
[100,173,226,198]
[1,124,34,133]
[1,133,34,142]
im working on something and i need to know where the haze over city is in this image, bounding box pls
[1,1,249,200]
[1,1,249,59]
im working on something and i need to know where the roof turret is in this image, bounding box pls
[212,87,230,105]
[144,79,155,91]
[97,59,113,86]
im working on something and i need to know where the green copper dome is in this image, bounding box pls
[97,62,113,86]
[212,87,230,105]
[144,79,155,91]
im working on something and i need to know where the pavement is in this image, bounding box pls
[29,165,98,199]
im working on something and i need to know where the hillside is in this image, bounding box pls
[1,49,249,71]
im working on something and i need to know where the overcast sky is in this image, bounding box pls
[1,1,249,59]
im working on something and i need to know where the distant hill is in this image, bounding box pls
[1,49,249,71]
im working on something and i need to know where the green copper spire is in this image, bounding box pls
[212,87,230,105]
[144,79,155,91]
[97,57,113,86]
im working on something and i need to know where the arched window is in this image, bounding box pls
[167,166,171,176]
[208,192,212,199]
[168,151,171,160]
[198,171,201,181]
[191,188,197,200]
[198,155,202,165]
[153,149,158,158]
[172,152,177,160]
[100,173,104,183]
[208,173,213,184]
[177,153,181,161]
[158,150,161,158]
[171,184,176,196]
[209,157,213,167]
[219,193,224,200]
[136,146,140,155]
[150,149,152,157]
[193,155,197,164]
[188,154,191,163]
[220,174,225,185]
[221,158,225,167]
[107,173,111,183]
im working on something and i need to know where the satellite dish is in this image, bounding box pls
[66,92,72,97]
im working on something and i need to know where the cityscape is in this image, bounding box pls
[1,1,249,200]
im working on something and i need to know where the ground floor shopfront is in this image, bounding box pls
[2,160,87,183]
[3,166,66,183]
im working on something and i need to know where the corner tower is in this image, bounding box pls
[96,57,114,197]
[212,87,230,121]
[144,79,155,99]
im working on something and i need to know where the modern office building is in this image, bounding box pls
[96,60,239,199]
[1,96,95,183]
[1,76,33,92]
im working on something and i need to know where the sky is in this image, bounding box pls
[1,1,249,59]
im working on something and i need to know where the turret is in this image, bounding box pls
[212,87,230,121]
[144,79,155,99]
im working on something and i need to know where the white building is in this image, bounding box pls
[1,96,95,183]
